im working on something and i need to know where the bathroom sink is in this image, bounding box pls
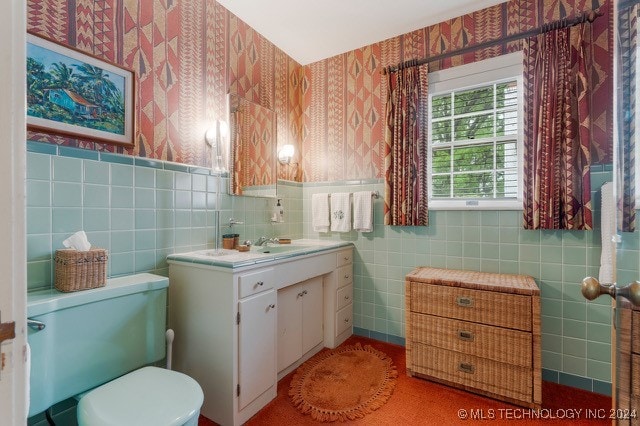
[254,245,310,254]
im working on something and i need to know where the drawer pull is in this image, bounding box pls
[458,363,475,374]
[344,274,350,279]
[256,281,264,287]
[344,295,350,300]
[268,304,276,309]
[344,318,350,323]
[457,330,474,342]
[344,256,350,261]
[456,296,474,307]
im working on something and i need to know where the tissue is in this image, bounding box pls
[62,231,92,251]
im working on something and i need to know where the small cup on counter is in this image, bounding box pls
[222,234,235,249]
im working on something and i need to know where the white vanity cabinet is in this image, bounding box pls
[277,276,324,373]
[167,243,353,426]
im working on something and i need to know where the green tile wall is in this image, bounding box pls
[301,170,615,395]
[26,142,303,291]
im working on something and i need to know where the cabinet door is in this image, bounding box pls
[302,276,324,354]
[277,284,303,372]
[238,289,277,410]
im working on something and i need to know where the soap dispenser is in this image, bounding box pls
[272,199,284,223]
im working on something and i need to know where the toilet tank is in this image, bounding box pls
[27,273,169,418]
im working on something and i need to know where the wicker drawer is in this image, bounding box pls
[633,354,640,397]
[412,343,532,403]
[410,282,532,331]
[410,312,532,367]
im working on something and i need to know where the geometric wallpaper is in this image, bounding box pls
[300,0,614,181]
[27,0,613,184]
[27,0,303,175]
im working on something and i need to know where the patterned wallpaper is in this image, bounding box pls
[300,0,614,182]
[27,0,613,185]
[26,0,303,177]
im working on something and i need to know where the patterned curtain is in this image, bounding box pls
[383,62,429,226]
[618,3,637,232]
[522,22,594,230]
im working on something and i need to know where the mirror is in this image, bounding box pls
[228,93,277,197]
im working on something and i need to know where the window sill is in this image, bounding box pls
[428,199,523,211]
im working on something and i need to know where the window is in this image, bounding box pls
[428,53,523,210]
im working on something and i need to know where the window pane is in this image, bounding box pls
[454,113,493,140]
[431,94,451,118]
[496,170,519,198]
[496,141,518,169]
[454,86,493,115]
[432,148,451,173]
[432,175,451,198]
[496,110,518,136]
[453,144,494,172]
[453,172,494,197]
[496,81,518,108]
[431,119,452,143]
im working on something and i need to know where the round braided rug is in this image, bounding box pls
[288,343,398,422]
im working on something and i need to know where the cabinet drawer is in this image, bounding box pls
[336,304,353,336]
[410,313,532,367]
[337,284,353,311]
[633,310,640,355]
[337,265,352,288]
[238,268,274,299]
[410,282,532,331]
[633,354,640,397]
[412,343,532,403]
[336,250,353,267]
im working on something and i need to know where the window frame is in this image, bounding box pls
[427,52,524,211]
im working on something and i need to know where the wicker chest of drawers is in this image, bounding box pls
[405,267,542,408]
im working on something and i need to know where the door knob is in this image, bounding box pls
[581,277,640,307]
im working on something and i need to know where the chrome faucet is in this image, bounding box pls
[254,236,280,246]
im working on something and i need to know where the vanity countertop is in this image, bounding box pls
[166,239,353,269]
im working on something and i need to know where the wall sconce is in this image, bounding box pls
[278,144,295,165]
[205,120,228,172]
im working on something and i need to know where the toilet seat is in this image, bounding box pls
[77,366,204,426]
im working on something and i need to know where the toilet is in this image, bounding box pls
[27,273,203,425]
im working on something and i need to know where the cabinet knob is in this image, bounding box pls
[268,304,276,309]
[344,274,350,279]
[344,318,350,323]
[456,296,474,308]
[344,295,350,300]
[344,256,350,261]
[256,281,264,287]
[457,330,474,342]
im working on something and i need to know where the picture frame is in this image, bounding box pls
[26,31,136,147]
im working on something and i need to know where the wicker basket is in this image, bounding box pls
[54,248,108,292]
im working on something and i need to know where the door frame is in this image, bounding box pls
[0,0,27,424]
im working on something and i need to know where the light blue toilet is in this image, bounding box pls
[27,273,203,426]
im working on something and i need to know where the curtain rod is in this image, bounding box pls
[382,9,602,75]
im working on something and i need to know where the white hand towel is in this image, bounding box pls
[353,191,373,232]
[599,182,616,284]
[312,193,330,232]
[330,193,351,232]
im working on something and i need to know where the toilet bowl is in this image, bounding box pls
[77,367,203,426]
[27,273,204,425]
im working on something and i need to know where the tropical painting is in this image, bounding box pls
[26,32,135,147]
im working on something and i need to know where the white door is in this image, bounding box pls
[238,289,276,410]
[0,0,27,424]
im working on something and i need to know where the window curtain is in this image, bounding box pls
[383,61,429,226]
[618,3,637,232]
[522,21,594,230]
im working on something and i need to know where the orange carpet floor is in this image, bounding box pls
[199,335,612,425]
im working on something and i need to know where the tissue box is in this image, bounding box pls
[54,248,108,292]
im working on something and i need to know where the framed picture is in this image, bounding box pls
[26,32,136,147]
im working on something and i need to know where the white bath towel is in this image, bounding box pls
[353,191,373,232]
[330,193,351,232]
[599,182,616,284]
[312,193,330,232]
